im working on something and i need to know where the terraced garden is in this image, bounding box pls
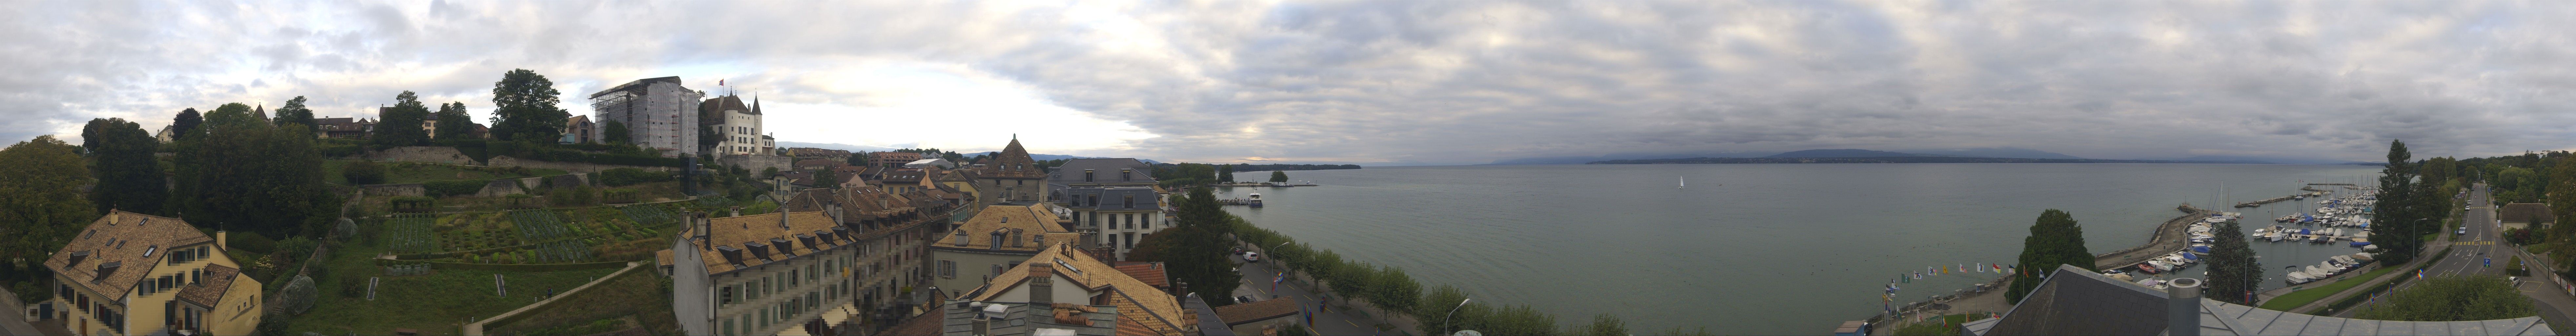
[386,214,440,254]
[509,210,595,263]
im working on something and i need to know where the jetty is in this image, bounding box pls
[2095,204,2216,270]
[2232,187,2335,208]
[2306,183,2357,186]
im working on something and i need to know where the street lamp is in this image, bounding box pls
[1443,297,1472,335]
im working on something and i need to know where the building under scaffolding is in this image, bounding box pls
[589,76,705,158]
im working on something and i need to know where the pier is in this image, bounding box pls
[2306,183,2357,186]
[2095,204,2215,270]
[2232,187,2335,208]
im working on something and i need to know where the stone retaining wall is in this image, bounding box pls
[362,183,427,197]
[364,146,482,165]
[488,155,676,173]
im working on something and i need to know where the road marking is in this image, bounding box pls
[1347,320,1363,328]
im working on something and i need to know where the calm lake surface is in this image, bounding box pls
[1218,163,2386,334]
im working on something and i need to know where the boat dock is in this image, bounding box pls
[2095,204,2217,270]
[2306,183,2357,186]
[2232,187,2335,208]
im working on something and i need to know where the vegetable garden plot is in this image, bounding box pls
[388,214,440,254]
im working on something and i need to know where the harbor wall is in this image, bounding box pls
[2094,204,2214,269]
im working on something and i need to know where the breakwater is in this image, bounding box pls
[2095,204,2215,269]
[2234,187,2335,208]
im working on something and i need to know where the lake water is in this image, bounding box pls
[1218,163,2387,334]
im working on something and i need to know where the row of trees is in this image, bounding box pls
[1218,191,1706,335]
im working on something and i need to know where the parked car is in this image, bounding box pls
[2458,228,2468,235]
[1236,295,1257,304]
[1244,252,1261,262]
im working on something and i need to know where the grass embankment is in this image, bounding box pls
[280,238,620,335]
[2257,265,2404,311]
[484,268,680,335]
[324,160,566,185]
[1892,314,1991,336]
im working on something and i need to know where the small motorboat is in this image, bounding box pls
[2193,246,2213,254]
[2138,262,2163,274]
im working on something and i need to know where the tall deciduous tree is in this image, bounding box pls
[814,167,840,189]
[375,91,431,146]
[2006,209,2094,304]
[490,69,568,142]
[84,118,167,216]
[600,119,630,145]
[171,108,203,141]
[435,101,474,140]
[273,96,317,131]
[2372,140,2424,264]
[1270,171,1289,183]
[206,103,259,127]
[1218,164,1235,182]
[2205,220,2263,305]
[0,135,97,299]
[174,108,337,238]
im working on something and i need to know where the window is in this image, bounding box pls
[723,318,735,336]
[939,260,956,278]
[723,286,735,304]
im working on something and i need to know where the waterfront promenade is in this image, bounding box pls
[1869,203,2213,335]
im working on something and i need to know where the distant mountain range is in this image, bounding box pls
[1590,157,2266,164]
[1492,147,2088,164]
[1503,147,2377,165]
[779,141,1158,163]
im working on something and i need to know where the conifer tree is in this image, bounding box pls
[2006,209,2093,304]
[2205,220,2262,305]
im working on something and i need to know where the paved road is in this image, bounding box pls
[2334,183,2501,317]
[1231,254,1394,335]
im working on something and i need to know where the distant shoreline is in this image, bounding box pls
[1586,157,2386,165]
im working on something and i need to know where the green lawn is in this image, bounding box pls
[279,240,620,335]
[1892,314,1990,336]
[325,160,567,185]
[484,268,680,335]
[2257,265,2404,311]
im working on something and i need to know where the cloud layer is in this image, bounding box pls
[7,1,2575,164]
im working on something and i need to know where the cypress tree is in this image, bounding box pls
[2007,209,2093,304]
[2205,220,2262,305]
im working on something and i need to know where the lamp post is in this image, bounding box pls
[1442,297,1472,335]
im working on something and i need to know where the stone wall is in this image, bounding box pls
[477,179,527,197]
[719,154,795,174]
[364,146,482,165]
[487,155,675,173]
[362,184,427,197]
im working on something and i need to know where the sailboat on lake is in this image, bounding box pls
[1679,176,1686,189]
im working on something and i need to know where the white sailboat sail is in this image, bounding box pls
[1678,176,1685,189]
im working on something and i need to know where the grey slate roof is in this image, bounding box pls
[1965,265,2552,336]
[940,301,1119,336]
[1050,158,1157,185]
[1061,187,1161,211]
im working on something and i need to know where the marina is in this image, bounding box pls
[1215,163,2386,334]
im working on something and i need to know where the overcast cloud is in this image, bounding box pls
[7,1,2575,165]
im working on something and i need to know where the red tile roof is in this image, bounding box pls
[1212,297,1300,325]
[1113,262,1170,289]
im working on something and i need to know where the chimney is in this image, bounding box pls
[780,210,793,230]
[215,230,228,251]
[2167,278,2202,336]
[730,206,744,218]
[696,212,713,251]
[1030,263,1055,306]
[973,303,1007,335]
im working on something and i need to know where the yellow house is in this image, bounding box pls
[936,169,982,207]
[46,210,263,336]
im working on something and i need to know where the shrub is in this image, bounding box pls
[598,168,672,186]
[227,231,281,254]
[278,236,319,262]
[343,160,389,185]
[423,179,490,197]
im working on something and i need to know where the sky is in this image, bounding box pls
[8,1,2576,165]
